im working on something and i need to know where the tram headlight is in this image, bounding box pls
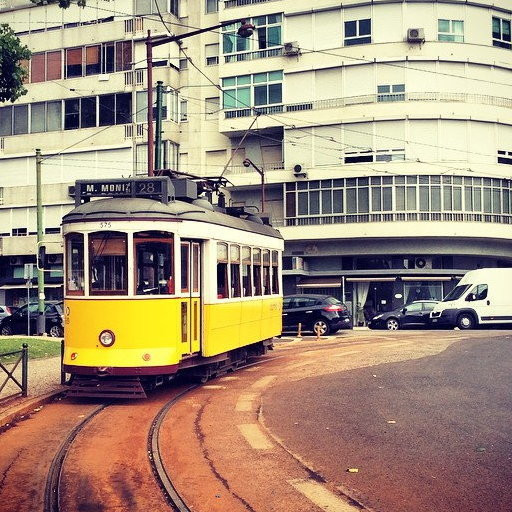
[99,330,115,347]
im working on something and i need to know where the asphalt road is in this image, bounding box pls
[264,334,512,512]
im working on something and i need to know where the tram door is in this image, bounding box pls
[180,241,201,355]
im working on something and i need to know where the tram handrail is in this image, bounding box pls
[0,343,28,399]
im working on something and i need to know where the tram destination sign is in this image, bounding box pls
[74,177,175,205]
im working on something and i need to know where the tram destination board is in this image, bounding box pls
[74,177,174,205]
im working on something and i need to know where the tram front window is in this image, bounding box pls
[89,232,127,295]
[135,232,174,295]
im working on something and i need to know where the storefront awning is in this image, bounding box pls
[346,277,396,282]
[401,276,453,281]
[0,284,63,290]
[297,276,455,287]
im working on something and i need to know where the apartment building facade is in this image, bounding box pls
[0,0,511,319]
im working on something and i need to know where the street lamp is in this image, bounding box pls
[146,19,255,176]
[243,158,265,212]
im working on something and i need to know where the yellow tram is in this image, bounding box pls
[61,177,283,397]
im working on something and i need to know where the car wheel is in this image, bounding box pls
[386,318,400,331]
[48,325,64,337]
[312,319,331,336]
[456,313,476,330]
[0,324,13,336]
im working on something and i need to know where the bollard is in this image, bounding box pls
[315,325,321,340]
[21,343,28,397]
[297,323,302,337]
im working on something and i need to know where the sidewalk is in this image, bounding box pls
[0,354,65,428]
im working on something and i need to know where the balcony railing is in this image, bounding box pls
[224,162,284,174]
[224,47,283,63]
[224,0,279,8]
[224,92,512,119]
[279,211,512,227]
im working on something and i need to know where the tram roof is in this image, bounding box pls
[62,197,283,239]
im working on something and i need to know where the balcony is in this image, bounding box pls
[223,0,280,8]
[223,91,512,119]
[224,47,283,63]
[224,162,284,175]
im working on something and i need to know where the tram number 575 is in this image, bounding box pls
[100,221,112,229]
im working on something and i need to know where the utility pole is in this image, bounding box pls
[155,80,164,172]
[35,148,45,335]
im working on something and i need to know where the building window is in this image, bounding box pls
[30,53,46,83]
[31,103,46,133]
[180,100,188,122]
[205,97,219,119]
[438,19,464,42]
[66,47,83,78]
[12,228,28,236]
[47,51,62,80]
[179,58,188,70]
[377,84,405,102]
[498,150,512,165]
[85,45,101,75]
[136,0,172,15]
[0,106,12,136]
[492,17,511,49]
[223,14,282,56]
[205,43,219,65]
[13,105,28,135]
[222,71,283,109]
[206,0,218,13]
[344,18,371,46]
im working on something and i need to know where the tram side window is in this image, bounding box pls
[242,246,252,297]
[230,244,241,298]
[262,249,271,295]
[271,250,279,294]
[135,233,174,295]
[253,248,262,296]
[65,233,84,295]
[89,232,127,295]
[217,242,229,298]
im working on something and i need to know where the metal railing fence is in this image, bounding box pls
[0,343,28,400]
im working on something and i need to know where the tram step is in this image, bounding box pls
[66,376,147,399]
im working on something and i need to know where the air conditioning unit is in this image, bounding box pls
[293,163,307,178]
[407,28,425,43]
[415,257,432,269]
[283,41,300,56]
[292,256,308,271]
[9,257,23,265]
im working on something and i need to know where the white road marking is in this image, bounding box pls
[235,393,257,412]
[219,376,239,381]
[238,424,273,450]
[202,385,226,389]
[252,375,277,389]
[245,366,261,372]
[332,350,361,357]
[289,479,360,511]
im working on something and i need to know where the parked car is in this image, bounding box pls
[0,301,64,337]
[368,300,439,330]
[282,294,352,335]
[0,305,14,322]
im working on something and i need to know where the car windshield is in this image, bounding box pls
[442,284,471,302]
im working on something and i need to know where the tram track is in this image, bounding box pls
[41,355,282,512]
[44,403,111,512]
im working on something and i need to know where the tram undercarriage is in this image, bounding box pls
[65,340,273,399]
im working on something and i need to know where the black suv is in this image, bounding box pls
[0,301,64,337]
[282,294,352,335]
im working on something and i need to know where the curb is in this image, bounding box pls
[0,388,66,430]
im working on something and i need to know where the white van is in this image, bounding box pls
[430,268,512,330]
